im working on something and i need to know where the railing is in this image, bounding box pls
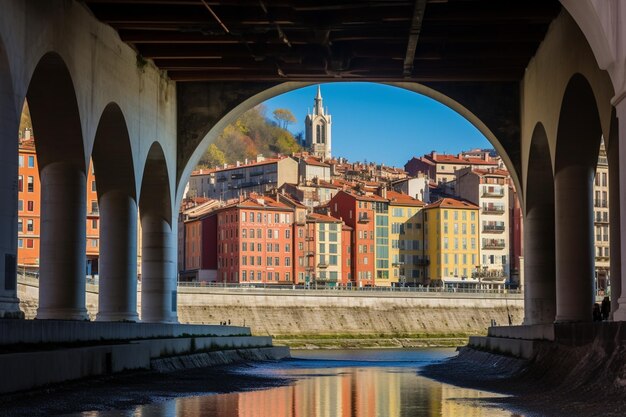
[482,240,506,249]
[482,206,505,215]
[176,280,523,296]
[483,225,505,233]
[481,190,505,198]
[358,215,371,223]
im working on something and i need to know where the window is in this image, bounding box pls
[18,239,23,248]
[285,244,291,252]
[27,176,34,192]
[91,239,98,247]
[285,229,291,239]
[242,229,247,238]
[274,257,280,266]
[242,271,247,281]
[26,239,34,249]
[285,272,290,282]
[27,219,34,232]
[285,257,291,266]
[17,200,23,212]
[268,229,273,239]
[91,219,98,229]
[18,175,23,192]
[267,257,273,266]
[18,156,23,168]
[91,181,96,192]
[257,213,262,222]
[17,219,23,232]
[91,201,98,214]
[329,255,337,265]
[267,272,273,281]
[250,229,255,238]
[275,214,279,223]
[298,242,304,250]
[28,155,35,168]
[257,243,262,252]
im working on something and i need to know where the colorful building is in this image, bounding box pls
[329,190,380,287]
[386,190,425,286]
[423,198,480,287]
[307,213,343,287]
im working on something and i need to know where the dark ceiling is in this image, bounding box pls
[83,0,562,82]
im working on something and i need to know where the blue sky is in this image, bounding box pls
[262,82,491,168]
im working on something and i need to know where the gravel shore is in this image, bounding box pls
[421,345,626,417]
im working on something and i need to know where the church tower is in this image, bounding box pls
[305,85,332,160]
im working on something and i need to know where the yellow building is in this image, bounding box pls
[386,191,425,286]
[423,198,480,286]
[308,213,343,287]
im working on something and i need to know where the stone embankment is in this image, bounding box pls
[18,279,524,345]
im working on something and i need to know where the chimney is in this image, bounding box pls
[236,160,240,167]
[223,163,228,169]
[256,154,265,162]
[244,158,248,165]
[25,128,31,140]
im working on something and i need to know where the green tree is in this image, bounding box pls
[199,143,226,167]
[272,108,296,129]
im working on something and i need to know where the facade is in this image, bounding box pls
[594,139,610,293]
[423,198,480,287]
[187,155,298,201]
[387,191,426,286]
[305,86,332,160]
[179,200,222,282]
[296,155,332,182]
[307,213,343,287]
[392,174,430,203]
[456,167,510,280]
[215,195,295,284]
[17,134,100,275]
[329,190,377,287]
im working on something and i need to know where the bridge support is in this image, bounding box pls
[613,102,626,321]
[554,164,595,323]
[523,206,556,325]
[36,162,88,320]
[141,214,177,323]
[96,191,138,322]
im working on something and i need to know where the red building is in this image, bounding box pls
[328,190,377,287]
[341,224,353,285]
[215,195,295,284]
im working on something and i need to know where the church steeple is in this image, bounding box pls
[305,85,332,160]
[314,85,324,115]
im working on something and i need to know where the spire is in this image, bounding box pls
[314,85,323,115]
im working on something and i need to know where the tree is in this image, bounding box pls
[200,143,227,168]
[272,108,296,129]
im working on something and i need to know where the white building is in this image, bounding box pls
[456,167,511,280]
[305,86,332,160]
[392,174,430,203]
[594,139,610,293]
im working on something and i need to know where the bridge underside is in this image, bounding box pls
[0,0,624,349]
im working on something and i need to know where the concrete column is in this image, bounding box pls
[613,101,626,321]
[36,162,88,320]
[96,191,138,322]
[523,205,556,324]
[0,100,22,319]
[554,164,595,323]
[141,214,177,323]
[608,125,621,320]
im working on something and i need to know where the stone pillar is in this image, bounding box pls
[608,122,621,320]
[613,100,626,321]
[523,205,556,325]
[0,98,22,319]
[96,191,138,322]
[141,214,177,323]
[36,162,89,320]
[554,164,595,322]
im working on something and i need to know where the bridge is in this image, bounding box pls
[0,0,626,394]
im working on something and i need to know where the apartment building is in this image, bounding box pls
[594,139,610,293]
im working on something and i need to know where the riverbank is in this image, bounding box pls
[0,362,292,417]
[274,332,471,349]
[421,344,626,417]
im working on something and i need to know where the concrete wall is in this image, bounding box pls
[18,280,523,336]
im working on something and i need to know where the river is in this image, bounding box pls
[62,348,525,417]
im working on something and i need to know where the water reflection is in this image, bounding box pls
[73,350,524,417]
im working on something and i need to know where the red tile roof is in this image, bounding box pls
[424,197,479,210]
[307,213,342,223]
[386,190,424,206]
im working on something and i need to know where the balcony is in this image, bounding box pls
[416,259,430,267]
[358,214,371,224]
[482,240,506,249]
[317,262,329,269]
[594,199,608,208]
[305,251,315,257]
[481,189,505,198]
[482,205,505,215]
[483,225,505,233]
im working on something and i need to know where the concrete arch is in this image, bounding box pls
[0,30,21,317]
[176,81,519,208]
[26,52,85,173]
[524,122,556,325]
[27,51,88,320]
[554,73,603,323]
[139,142,177,323]
[92,102,138,322]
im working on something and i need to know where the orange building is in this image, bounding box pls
[17,132,100,275]
[214,194,295,284]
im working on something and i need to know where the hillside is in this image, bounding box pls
[198,105,302,168]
